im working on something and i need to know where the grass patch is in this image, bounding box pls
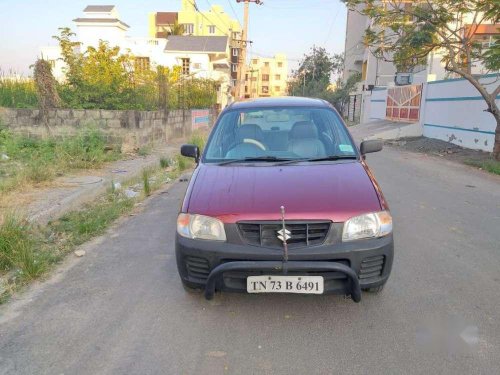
[142,168,152,197]
[465,159,500,175]
[159,157,170,168]
[0,155,189,303]
[0,77,38,108]
[0,125,121,193]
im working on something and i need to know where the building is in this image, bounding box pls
[342,2,499,123]
[148,0,242,98]
[245,54,288,98]
[149,0,241,38]
[40,4,234,106]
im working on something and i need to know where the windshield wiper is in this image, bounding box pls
[217,156,295,165]
[305,155,358,162]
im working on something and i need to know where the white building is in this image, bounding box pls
[40,5,233,106]
[342,3,499,123]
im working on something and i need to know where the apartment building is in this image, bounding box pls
[245,54,288,98]
[149,0,242,94]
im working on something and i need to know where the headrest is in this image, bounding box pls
[237,124,264,141]
[290,121,318,139]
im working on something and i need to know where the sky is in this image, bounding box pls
[0,0,347,76]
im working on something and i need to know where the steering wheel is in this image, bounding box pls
[242,138,266,150]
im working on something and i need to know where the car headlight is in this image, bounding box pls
[342,211,392,241]
[177,213,226,241]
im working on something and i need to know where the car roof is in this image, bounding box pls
[226,96,332,110]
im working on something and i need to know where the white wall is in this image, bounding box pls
[421,74,499,152]
[368,88,387,120]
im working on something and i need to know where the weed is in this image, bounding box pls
[160,157,170,168]
[176,154,189,171]
[142,168,151,196]
[465,159,500,175]
[188,131,207,152]
[137,146,151,156]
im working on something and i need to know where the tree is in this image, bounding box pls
[344,0,500,160]
[288,46,342,97]
[33,59,61,132]
[168,21,184,36]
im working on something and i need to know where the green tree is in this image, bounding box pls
[344,0,500,159]
[289,46,343,97]
[168,21,185,36]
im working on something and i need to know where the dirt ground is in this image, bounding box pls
[385,136,497,170]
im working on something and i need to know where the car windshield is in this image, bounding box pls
[204,106,357,163]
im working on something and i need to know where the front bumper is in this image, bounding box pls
[175,231,393,302]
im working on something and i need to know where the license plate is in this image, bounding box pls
[247,275,324,294]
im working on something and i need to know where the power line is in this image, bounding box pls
[226,0,243,28]
[187,0,229,36]
[205,0,233,30]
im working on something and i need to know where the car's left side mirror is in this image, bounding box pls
[360,140,383,155]
[181,144,200,163]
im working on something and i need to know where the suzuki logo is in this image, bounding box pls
[277,228,291,243]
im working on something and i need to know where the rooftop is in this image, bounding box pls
[73,18,130,28]
[83,5,115,12]
[228,97,332,110]
[164,36,228,53]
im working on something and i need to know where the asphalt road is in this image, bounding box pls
[1,147,500,375]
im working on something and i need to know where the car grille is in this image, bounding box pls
[238,221,331,249]
[185,256,210,281]
[359,255,385,281]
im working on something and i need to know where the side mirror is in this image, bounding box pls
[360,140,383,155]
[181,144,200,162]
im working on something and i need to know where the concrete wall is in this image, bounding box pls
[0,108,211,153]
[368,87,387,121]
[421,74,499,152]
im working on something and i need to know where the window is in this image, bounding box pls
[204,107,356,161]
[278,62,283,68]
[264,62,270,67]
[48,59,56,69]
[183,23,194,34]
[245,86,248,93]
[232,64,238,72]
[135,57,150,71]
[262,86,269,94]
[252,59,258,65]
[275,86,281,92]
[245,74,248,80]
[232,32,239,40]
[181,58,190,75]
[232,48,239,57]
[208,25,216,34]
[275,74,281,80]
[231,79,237,87]
[251,76,257,82]
[262,74,269,82]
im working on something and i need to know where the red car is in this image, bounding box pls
[176,97,393,302]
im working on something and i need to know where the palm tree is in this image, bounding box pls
[168,21,184,36]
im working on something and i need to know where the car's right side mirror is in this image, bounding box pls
[181,144,200,162]
[360,140,383,155]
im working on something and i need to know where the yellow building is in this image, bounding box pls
[149,0,241,38]
[245,54,288,98]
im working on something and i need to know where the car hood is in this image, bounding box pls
[186,161,382,223]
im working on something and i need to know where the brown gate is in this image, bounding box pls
[386,84,422,122]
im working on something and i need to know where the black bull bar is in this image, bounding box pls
[204,260,362,302]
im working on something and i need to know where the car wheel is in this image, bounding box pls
[363,284,385,293]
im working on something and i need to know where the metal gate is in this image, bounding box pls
[347,94,362,124]
[386,84,422,122]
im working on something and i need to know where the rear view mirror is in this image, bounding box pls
[181,144,200,162]
[360,140,383,155]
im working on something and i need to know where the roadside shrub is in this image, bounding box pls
[0,76,38,108]
[142,168,151,196]
[159,157,170,168]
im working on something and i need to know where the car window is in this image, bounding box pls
[204,106,357,162]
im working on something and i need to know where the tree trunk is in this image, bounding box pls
[493,115,500,161]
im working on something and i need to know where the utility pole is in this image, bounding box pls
[236,0,262,101]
